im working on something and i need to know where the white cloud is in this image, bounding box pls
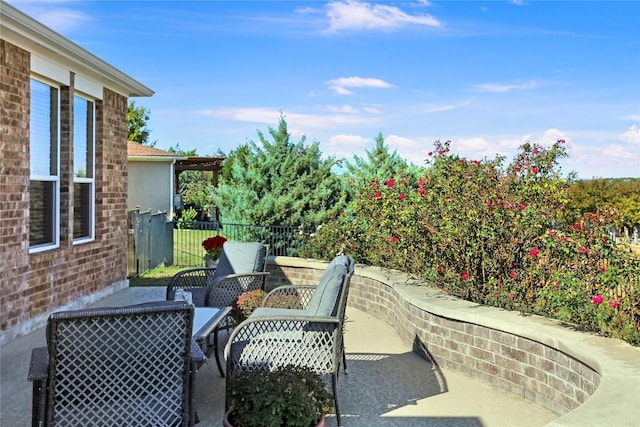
[324,0,441,33]
[322,104,360,114]
[198,107,370,130]
[363,106,383,114]
[326,134,370,159]
[328,134,369,146]
[421,104,456,113]
[472,81,538,93]
[326,76,394,95]
[620,125,640,147]
[10,1,92,33]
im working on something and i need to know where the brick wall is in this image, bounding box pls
[265,259,601,416]
[0,40,31,335]
[0,40,129,343]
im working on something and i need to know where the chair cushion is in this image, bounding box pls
[251,307,309,318]
[214,242,266,279]
[305,263,347,317]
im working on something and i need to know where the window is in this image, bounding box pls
[29,78,60,250]
[73,95,95,241]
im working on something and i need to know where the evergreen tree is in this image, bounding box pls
[212,117,347,226]
[345,133,424,189]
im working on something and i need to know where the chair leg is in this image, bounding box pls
[213,327,225,377]
[331,373,342,427]
[342,340,348,374]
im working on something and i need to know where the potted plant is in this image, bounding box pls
[231,290,303,324]
[230,289,267,324]
[224,365,334,427]
[202,235,227,267]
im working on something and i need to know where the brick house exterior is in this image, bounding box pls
[0,2,154,344]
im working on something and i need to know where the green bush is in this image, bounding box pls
[302,140,640,345]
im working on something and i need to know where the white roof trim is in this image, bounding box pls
[1,1,154,98]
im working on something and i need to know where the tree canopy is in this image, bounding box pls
[566,178,640,229]
[127,101,154,146]
[211,116,348,226]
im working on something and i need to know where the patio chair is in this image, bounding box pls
[224,255,355,427]
[166,241,269,375]
[28,301,199,427]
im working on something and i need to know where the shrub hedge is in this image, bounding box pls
[302,140,640,345]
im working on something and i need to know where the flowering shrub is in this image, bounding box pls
[232,289,267,323]
[202,235,227,259]
[302,140,640,345]
[231,289,302,323]
[264,293,303,310]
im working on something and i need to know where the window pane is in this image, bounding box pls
[73,96,94,178]
[30,181,55,246]
[73,183,92,239]
[30,79,58,176]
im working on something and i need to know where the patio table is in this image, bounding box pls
[192,306,232,375]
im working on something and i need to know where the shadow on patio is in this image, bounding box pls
[0,286,556,427]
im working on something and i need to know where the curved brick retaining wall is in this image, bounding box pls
[266,257,640,427]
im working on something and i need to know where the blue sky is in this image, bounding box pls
[11,0,640,178]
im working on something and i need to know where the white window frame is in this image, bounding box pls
[72,94,96,243]
[29,77,61,253]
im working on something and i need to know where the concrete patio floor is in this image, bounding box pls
[1,286,558,426]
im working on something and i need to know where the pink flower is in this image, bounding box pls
[399,193,406,200]
[390,236,398,243]
[428,151,433,156]
[386,178,395,188]
[533,148,540,154]
[608,301,619,309]
[373,192,381,199]
[461,272,469,280]
[437,267,443,274]
[519,204,526,211]
[509,272,517,279]
[529,248,539,257]
[531,167,540,174]
[581,247,589,255]
[558,139,566,144]
[591,295,604,305]
[418,188,426,195]
[486,200,493,207]
[438,149,444,155]
[600,265,607,273]
[508,294,516,300]
[548,230,557,236]
[417,180,425,186]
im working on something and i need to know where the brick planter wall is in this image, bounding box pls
[266,257,640,426]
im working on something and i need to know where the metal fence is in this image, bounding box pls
[172,221,313,267]
[609,226,640,245]
[127,209,173,277]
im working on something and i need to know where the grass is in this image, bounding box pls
[129,265,185,287]
[174,228,225,266]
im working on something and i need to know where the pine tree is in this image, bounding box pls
[212,116,347,226]
[345,133,423,189]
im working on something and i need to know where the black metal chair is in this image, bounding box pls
[28,301,199,427]
[167,242,269,376]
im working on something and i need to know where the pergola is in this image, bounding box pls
[173,157,225,192]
